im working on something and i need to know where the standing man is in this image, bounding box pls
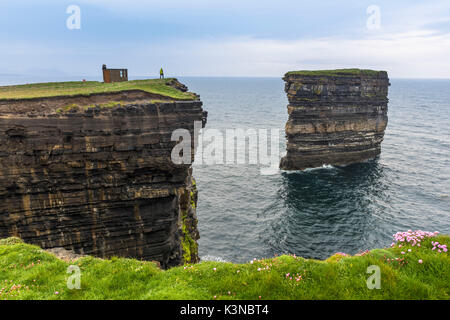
[160,67,164,79]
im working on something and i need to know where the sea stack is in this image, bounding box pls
[280,69,390,170]
[0,79,206,268]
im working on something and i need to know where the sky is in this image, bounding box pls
[0,0,449,78]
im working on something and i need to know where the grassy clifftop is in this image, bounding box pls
[0,79,197,101]
[285,69,386,77]
[0,232,448,300]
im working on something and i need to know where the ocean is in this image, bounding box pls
[1,75,449,263]
[179,77,450,263]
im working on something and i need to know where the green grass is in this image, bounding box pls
[0,79,197,101]
[55,99,169,114]
[285,69,385,77]
[0,234,448,300]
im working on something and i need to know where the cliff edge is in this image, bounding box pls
[0,79,206,268]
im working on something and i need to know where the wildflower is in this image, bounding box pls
[54,291,59,295]
[418,259,423,264]
[213,268,217,271]
[408,249,412,252]
[401,252,405,255]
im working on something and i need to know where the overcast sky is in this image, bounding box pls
[1,0,449,78]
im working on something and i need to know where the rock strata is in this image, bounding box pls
[280,69,389,170]
[0,85,206,268]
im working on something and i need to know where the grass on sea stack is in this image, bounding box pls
[0,232,448,300]
[285,68,385,77]
[0,79,197,101]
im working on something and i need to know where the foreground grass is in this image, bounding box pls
[0,235,448,300]
[0,79,196,100]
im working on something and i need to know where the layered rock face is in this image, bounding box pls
[0,96,206,268]
[280,70,389,170]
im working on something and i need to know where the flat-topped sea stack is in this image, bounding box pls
[280,69,390,170]
[0,79,207,268]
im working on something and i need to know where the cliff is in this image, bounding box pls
[280,69,390,170]
[0,79,207,269]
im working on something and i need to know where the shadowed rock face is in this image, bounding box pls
[0,99,207,269]
[280,70,390,170]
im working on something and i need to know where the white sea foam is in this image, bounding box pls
[200,255,228,262]
[280,164,337,174]
[303,164,336,172]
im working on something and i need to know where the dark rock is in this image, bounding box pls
[280,70,390,170]
[166,78,188,92]
[0,98,206,269]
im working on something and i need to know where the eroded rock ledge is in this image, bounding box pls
[0,87,207,268]
[280,69,390,170]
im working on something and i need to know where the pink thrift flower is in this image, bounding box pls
[418,259,423,264]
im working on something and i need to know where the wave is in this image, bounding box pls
[200,255,228,262]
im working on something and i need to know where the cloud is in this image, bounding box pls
[2,29,449,78]
[1,0,449,78]
[130,30,450,78]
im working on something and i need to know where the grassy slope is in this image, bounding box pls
[285,69,385,77]
[0,235,448,300]
[0,79,196,101]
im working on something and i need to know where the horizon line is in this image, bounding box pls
[1,74,450,81]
